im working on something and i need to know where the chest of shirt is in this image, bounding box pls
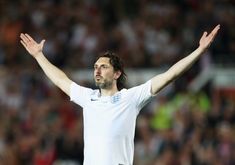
[84,95,135,119]
[82,94,137,136]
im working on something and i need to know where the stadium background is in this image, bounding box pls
[0,0,234,164]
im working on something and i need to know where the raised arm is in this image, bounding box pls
[20,33,72,96]
[151,25,220,95]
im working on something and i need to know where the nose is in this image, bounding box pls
[95,67,101,75]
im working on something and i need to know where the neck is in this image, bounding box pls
[100,86,119,96]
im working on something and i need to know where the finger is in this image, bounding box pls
[39,39,46,49]
[201,31,207,39]
[40,39,45,46]
[20,40,27,48]
[210,25,220,36]
[25,33,34,42]
[209,25,220,40]
[203,31,208,37]
[212,24,220,33]
[20,33,30,42]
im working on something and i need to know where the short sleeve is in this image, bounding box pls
[70,82,93,108]
[128,80,154,111]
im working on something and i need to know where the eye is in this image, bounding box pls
[94,65,109,70]
[101,65,109,69]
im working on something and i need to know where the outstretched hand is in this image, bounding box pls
[20,33,45,58]
[199,24,220,50]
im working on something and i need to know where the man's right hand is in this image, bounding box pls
[20,33,45,58]
[20,33,72,96]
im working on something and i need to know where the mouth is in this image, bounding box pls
[95,75,102,81]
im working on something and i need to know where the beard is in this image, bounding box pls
[95,78,113,89]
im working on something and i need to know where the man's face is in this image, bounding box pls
[94,57,119,89]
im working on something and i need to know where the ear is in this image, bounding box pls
[114,70,121,80]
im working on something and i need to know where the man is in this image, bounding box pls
[20,25,220,165]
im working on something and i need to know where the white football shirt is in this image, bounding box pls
[70,80,153,165]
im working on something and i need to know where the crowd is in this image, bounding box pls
[1,0,235,69]
[0,0,234,165]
